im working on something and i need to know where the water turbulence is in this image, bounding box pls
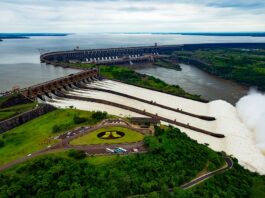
[236,89,265,155]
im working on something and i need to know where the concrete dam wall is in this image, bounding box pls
[40,44,183,64]
[0,104,56,134]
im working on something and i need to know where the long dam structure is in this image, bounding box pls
[40,44,183,65]
[40,43,265,65]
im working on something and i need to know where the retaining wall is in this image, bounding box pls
[0,104,56,134]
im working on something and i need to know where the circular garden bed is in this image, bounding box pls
[70,126,144,145]
[97,131,125,139]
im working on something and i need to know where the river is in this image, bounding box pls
[136,64,248,104]
[0,33,260,102]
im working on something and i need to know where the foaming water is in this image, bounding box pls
[236,89,265,154]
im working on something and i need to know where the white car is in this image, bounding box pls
[106,148,115,153]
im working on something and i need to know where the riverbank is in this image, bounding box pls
[136,64,248,105]
[172,48,265,91]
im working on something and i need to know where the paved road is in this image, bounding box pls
[0,142,146,172]
[178,157,233,189]
[0,123,147,172]
[128,156,233,197]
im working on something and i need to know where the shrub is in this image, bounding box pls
[91,111,107,121]
[68,149,86,160]
[73,115,87,124]
[52,123,71,133]
[52,125,61,133]
[0,139,4,148]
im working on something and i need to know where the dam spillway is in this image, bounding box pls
[20,68,99,99]
[46,79,265,174]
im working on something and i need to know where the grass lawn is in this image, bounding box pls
[4,151,120,175]
[2,150,68,175]
[0,102,37,121]
[70,126,144,145]
[0,109,109,165]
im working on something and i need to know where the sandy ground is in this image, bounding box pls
[48,80,265,175]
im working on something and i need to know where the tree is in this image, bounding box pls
[73,115,87,124]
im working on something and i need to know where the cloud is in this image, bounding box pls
[0,0,265,32]
[206,0,265,9]
[117,6,156,12]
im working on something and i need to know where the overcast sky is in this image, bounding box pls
[1,0,265,33]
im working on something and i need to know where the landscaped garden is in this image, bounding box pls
[70,126,144,145]
[0,109,111,165]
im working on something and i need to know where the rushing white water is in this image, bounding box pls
[48,80,265,174]
[47,97,146,118]
[236,89,265,154]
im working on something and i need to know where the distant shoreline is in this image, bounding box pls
[0,36,30,40]
[163,32,265,37]
[0,33,70,41]
[116,32,265,37]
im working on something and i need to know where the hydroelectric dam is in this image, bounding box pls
[40,44,183,65]
[19,68,224,139]
[17,43,265,174]
[18,44,231,139]
[40,42,265,65]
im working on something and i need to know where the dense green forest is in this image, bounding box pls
[1,126,264,197]
[154,58,181,70]
[173,48,265,91]
[0,126,223,197]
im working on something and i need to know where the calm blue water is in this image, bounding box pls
[136,64,248,104]
[0,33,263,99]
